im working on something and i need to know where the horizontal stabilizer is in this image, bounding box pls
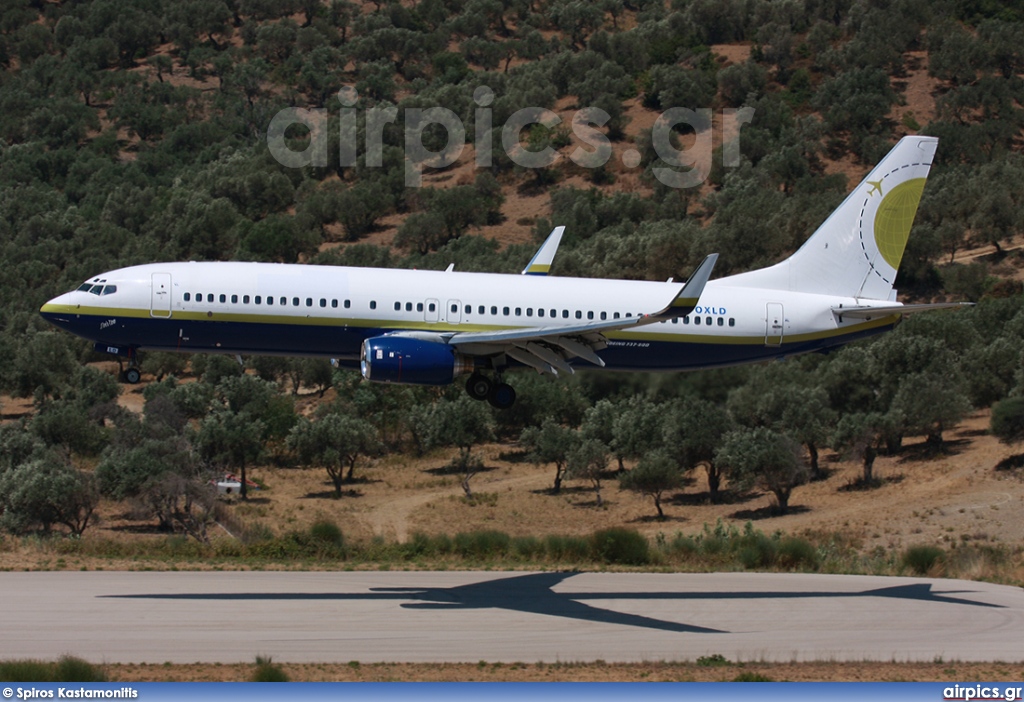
[832,302,974,320]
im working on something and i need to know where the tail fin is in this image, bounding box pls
[726,136,938,300]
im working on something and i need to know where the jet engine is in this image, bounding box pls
[360,336,474,385]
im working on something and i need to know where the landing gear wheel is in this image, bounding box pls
[123,367,142,384]
[487,382,516,410]
[465,374,492,401]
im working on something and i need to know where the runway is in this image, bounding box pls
[2,571,1022,663]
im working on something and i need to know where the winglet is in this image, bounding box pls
[522,226,565,275]
[658,253,718,318]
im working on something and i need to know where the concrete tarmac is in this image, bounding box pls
[2,571,1022,663]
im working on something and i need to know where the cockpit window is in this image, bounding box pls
[101,285,117,295]
[77,283,92,292]
[89,285,104,295]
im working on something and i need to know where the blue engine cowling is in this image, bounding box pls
[360,336,473,386]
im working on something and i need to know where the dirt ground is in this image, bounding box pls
[2,397,1022,580]
[104,660,1024,683]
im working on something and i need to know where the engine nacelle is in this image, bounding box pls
[360,336,473,386]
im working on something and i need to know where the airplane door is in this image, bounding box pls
[447,299,462,324]
[765,302,784,347]
[424,299,439,323]
[151,272,172,318]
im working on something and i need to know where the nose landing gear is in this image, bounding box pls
[112,346,142,384]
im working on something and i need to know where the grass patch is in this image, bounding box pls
[0,656,106,682]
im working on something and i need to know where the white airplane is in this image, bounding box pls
[41,136,964,408]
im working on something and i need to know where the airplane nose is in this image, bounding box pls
[40,293,74,326]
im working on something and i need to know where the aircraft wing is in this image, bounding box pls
[832,302,973,320]
[442,254,718,375]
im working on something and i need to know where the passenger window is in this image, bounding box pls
[331,299,338,308]
[626,312,632,318]
[255,296,262,304]
[320,299,326,307]
[684,316,689,324]
[550,309,556,318]
[465,305,471,314]
[417,302,424,312]
[729,318,735,327]
[184,293,191,302]
[231,295,238,304]
[196,292,202,301]
[343,300,350,308]
[672,317,678,324]
[600,312,607,320]
[575,311,582,319]
[706,316,712,325]
[394,302,401,311]
[562,310,569,318]
[613,312,620,319]
[694,316,701,325]
[407,302,413,312]
[503,307,510,316]
[491,306,497,315]
[428,302,435,312]
[219,294,226,303]
[587,311,594,320]
[451,303,458,313]
[515,307,521,316]
[243,295,250,304]
[477,305,484,314]
[290,297,297,306]
[280,297,287,306]
[526,308,533,317]
[538,309,545,318]
[370,301,377,310]
[267,296,274,306]
[206,294,213,302]
[717,317,724,326]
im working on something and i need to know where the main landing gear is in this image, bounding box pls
[465,373,516,410]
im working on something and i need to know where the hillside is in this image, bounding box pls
[2,0,1024,585]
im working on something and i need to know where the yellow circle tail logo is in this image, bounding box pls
[873,177,926,269]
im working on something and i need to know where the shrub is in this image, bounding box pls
[776,537,820,570]
[251,656,289,682]
[733,672,773,681]
[736,531,777,569]
[511,535,544,560]
[453,530,510,558]
[543,534,592,562]
[902,545,945,575]
[591,527,650,565]
[309,520,344,550]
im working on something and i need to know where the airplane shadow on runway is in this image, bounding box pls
[103,572,1003,634]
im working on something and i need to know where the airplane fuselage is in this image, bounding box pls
[40,260,900,373]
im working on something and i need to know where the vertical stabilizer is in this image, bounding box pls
[726,136,937,300]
